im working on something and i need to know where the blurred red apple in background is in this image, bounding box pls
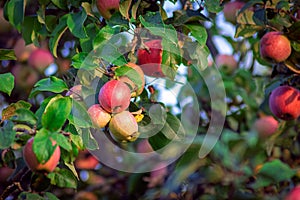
[28,49,54,73]
[285,185,300,200]
[0,8,12,34]
[13,38,37,61]
[223,1,245,24]
[215,54,238,74]
[254,116,279,138]
[12,64,39,91]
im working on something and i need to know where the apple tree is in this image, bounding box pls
[0,0,300,199]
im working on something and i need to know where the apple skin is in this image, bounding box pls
[137,40,165,77]
[260,32,291,63]
[223,1,245,24]
[215,54,238,73]
[98,80,131,113]
[269,85,300,120]
[0,8,12,34]
[23,138,61,173]
[96,0,119,20]
[28,49,54,72]
[12,64,39,90]
[0,166,15,182]
[13,38,37,62]
[109,111,139,142]
[285,186,300,200]
[254,116,279,138]
[118,62,145,97]
[74,150,99,170]
[88,104,111,128]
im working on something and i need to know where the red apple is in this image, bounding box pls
[66,85,82,101]
[96,0,119,20]
[12,64,39,90]
[137,139,153,153]
[285,186,300,200]
[74,150,99,170]
[269,85,300,120]
[98,80,131,113]
[13,38,37,61]
[223,1,245,24]
[260,32,291,63]
[254,116,279,138]
[0,166,15,182]
[87,104,111,128]
[23,138,61,172]
[28,49,54,72]
[215,54,238,73]
[109,111,139,142]
[137,40,165,77]
[118,62,145,97]
[0,8,12,34]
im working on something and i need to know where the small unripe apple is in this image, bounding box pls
[254,116,279,137]
[12,64,39,90]
[96,0,119,20]
[98,80,131,113]
[215,54,238,73]
[0,8,12,34]
[223,1,245,24]
[28,49,54,72]
[118,62,145,97]
[13,38,37,61]
[66,85,82,101]
[87,104,111,128]
[269,85,300,120]
[260,32,291,63]
[23,138,61,172]
[285,186,300,200]
[109,111,139,142]
[137,40,165,77]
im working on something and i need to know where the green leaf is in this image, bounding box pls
[81,128,99,150]
[11,108,37,125]
[93,25,115,49]
[49,14,68,57]
[0,49,16,60]
[68,100,92,128]
[22,16,38,45]
[0,121,16,149]
[0,73,14,95]
[33,128,57,163]
[184,24,207,46]
[252,159,296,189]
[47,168,77,189]
[45,192,60,200]
[234,24,263,38]
[67,9,87,39]
[4,0,25,31]
[42,95,72,132]
[205,0,223,13]
[119,0,132,20]
[35,96,53,129]
[96,43,127,66]
[51,0,68,9]
[80,23,100,52]
[51,132,72,151]
[2,100,31,121]
[30,76,69,98]
[18,192,44,200]
[183,41,209,71]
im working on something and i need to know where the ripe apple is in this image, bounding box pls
[96,0,119,20]
[223,1,245,24]
[74,150,99,170]
[13,38,37,61]
[12,64,39,90]
[87,104,111,128]
[254,116,279,138]
[66,85,82,101]
[0,166,15,182]
[137,40,165,77]
[118,62,145,97]
[28,49,54,72]
[0,8,12,34]
[109,111,139,142]
[23,138,61,172]
[285,186,300,200]
[260,32,291,63]
[269,85,300,120]
[98,80,131,113]
[215,54,238,74]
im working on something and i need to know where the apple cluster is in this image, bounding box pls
[86,63,145,142]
